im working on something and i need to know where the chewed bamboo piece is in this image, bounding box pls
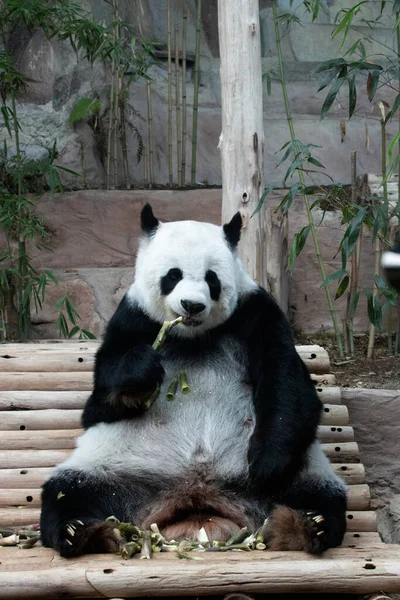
[111,517,271,560]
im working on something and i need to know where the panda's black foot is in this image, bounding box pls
[57,519,122,558]
[264,505,328,554]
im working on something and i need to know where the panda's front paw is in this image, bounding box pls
[58,519,122,558]
[110,346,165,412]
[264,505,328,554]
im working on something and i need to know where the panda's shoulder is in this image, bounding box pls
[102,293,158,347]
[228,286,293,345]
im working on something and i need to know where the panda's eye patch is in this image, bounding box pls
[205,270,221,301]
[167,268,183,282]
[161,268,183,295]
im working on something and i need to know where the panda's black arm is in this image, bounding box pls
[235,288,322,491]
[82,295,163,428]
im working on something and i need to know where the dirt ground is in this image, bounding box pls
[294,333,400,389]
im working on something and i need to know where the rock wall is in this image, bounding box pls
[342,389,400,545]
[13,188,378,338]
[1,0,398,188]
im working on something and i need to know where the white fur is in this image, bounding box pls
[52,338,255,482]
[128,220,256,337]
[301,441,347,495]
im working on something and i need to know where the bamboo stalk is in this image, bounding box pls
[146,81,154,186]
[113,0,120,189]
[144,147,149,187]
[106,56,115,189]
[191,0,202,185]
[367,107,387,358]
[181,7,187,184]
[346,151,359,356]
[120,102,130,190]
[175,24,182,187]
[272,3,344,356]
[167,0,173,186]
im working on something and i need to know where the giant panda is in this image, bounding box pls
[40,204,347,557]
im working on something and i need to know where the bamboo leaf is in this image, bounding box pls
[320,69,347,120]
[388,130,400,163]
[308,156,325,169]
[251,184,278,217]
[45,270,58,284]
[332,3,366,45]
[312,58,346,74]
[335,275,349,300]
[385,92,400,124]
[393,0,400,13]
[348,61,383,71]
[287,225,311,272]
[68,325,80,338]
[1,106,12,137]
[54,296,66,313]
[68,97,100,125]
[322,269,346,287]
[277,181,301,213]
[348,75,357,118]
[80,329,97,339]
[366,70,380,102]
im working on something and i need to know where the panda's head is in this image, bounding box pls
[130,204,256,337]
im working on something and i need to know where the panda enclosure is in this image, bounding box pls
[1,0,400,596]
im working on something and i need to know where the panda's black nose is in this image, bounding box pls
[180,300,205,315]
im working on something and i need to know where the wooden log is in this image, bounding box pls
[311,374,336,386]
[0,388,340,410]
[342,531,383,548]
[0,372,93,391]
[320,404,349,425]
[346,510,377,531]
[347,485,371,511]
[0,402,346,431]
[2,546,400,598]
[0,410,82,430]
[0,372,336,392]
[295,345,330,373]
[0,468,53,489]
[0,489,41,507]
[0,391,89,411]
[333,463,365,485]
[317,425,354,443]
[314,386,341,404]
[0,450,71,469]
[4,546,399,597]
[322,442,360,463]
[0,354,95,372]
[0,483,371,510]
[0,430,81,450]
[0,507,40,527]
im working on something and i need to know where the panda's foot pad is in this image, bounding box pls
[59,519,122,558]
[265,505,327,554]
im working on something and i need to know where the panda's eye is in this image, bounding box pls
[167,268,183,282]
[205,270,221,301]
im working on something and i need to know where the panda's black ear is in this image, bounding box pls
[141,203,159,235]
[223,212,242,250]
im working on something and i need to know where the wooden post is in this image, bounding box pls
[218,0,288,307]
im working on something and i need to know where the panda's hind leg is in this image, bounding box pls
[40,469,130,558]
[264,443,347,554]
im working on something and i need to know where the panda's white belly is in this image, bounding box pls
[56,344,255,481]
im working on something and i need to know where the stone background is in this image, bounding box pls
[2,0,398,188]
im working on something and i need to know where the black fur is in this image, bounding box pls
[160,268,183,295]
[141,203,159,235]
[223,212,242,249]
[82,297,162,428]
[205,269,221,301]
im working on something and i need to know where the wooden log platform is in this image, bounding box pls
[0,340,398,597]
